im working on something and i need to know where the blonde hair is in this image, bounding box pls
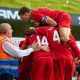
[0,23,10,34]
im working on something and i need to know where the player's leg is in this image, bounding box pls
[31,57,54,80]
[65,59,75,80]
[31,57,46,80]
[59,13,80,58]
[18,55,33,80]
[53,59,66,80]
[44,57,54,80]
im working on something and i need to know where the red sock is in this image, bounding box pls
[67,38,80,58]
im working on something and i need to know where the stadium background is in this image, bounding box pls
[0,0,80,40]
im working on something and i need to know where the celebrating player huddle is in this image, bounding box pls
[0,7,79,80]
[17,7,80,80]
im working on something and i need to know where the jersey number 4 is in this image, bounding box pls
[53,30,60,43]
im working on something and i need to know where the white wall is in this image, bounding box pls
[11,37,25,46]
[76,41,80,49]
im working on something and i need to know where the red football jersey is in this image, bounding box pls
[24,34,51,59]
[31,7,71,28]
[35,26,73,60]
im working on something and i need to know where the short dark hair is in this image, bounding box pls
[18,7,31,15]
[24,29,35,36]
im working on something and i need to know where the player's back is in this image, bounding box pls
[32,7,64,23]
[26,34,51,59]
[35,26,73,60]
[46,27,73,60]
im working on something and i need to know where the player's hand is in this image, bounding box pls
[39,45,50,52]
[28,41,41,52]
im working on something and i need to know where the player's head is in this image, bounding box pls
[18,7,31,21]
[0,23,13,38]
[24,28,35,36]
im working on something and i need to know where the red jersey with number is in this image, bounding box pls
[35,26,73,60]
[31,7,71,28]
[24,34,51,59]
[18,34,51,80]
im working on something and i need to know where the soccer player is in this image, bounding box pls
[18,7,80,57]
[18,32,54,80]
[24,26,76,80]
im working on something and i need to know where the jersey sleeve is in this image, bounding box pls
[24,36,31,46]
[2,41,33,57]
[19,40,25,48]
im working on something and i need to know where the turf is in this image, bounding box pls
[0,0,80,14]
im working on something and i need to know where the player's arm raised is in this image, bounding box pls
[42,16,57,27]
